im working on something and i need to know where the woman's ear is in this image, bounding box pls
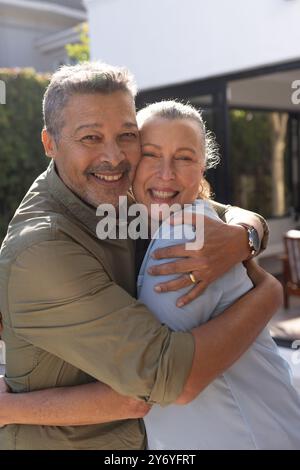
[198,176,212,199]
[41,128,57,159]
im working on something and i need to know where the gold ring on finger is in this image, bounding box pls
[189,272,198,284]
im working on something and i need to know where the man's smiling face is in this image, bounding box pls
[42,91,141,208]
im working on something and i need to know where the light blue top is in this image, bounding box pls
[138,200,300,450]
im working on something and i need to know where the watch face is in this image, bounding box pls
[249,228,260,252]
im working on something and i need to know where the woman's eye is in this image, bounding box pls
[142,152,159,158]
[175,156,192,161]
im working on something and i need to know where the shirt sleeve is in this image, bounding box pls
[138,236,223,332]
[209,200,269,254]
[7,240,194,405]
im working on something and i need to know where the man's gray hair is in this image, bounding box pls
[137,100,220,169]
[43,62,137,143]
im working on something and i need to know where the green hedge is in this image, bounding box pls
[0,69,49,242]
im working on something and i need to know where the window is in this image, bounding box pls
[230,109,294,218]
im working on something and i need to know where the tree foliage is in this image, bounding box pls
[66,23,90,63]
[0,69,49,241]
[230,110,289,217]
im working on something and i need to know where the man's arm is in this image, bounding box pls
[176,260,282,403]
[148,203,269,306]
[209,201,268,254]
[0,261,282,425]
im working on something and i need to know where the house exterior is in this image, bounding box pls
[85,0,300,261]
[0,0,86,72]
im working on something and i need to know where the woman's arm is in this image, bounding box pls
[0,380,150,426]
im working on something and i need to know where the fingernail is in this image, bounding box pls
[154,286,162,292]
[177,301,184,308]
[147,267,154,274]
[151,252,157,259]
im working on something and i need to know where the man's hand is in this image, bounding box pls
[148,214,250,307]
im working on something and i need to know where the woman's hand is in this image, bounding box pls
[0,376,10,428]
[0,312,3,338]
[0,376,9,394]
[148,214,251,307]
[0,381,150,427]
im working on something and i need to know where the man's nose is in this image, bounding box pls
[101,141,125,167]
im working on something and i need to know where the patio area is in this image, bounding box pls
[269,296,300,391]
[270,297,300,341]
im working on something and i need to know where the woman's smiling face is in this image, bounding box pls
[132,117,205,213]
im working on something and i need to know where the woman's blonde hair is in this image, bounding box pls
[137,100,219,199]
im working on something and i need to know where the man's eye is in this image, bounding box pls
[81,135,100,143]
[120,132,138,140]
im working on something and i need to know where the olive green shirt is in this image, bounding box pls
[0,162,195,450]
[0,162,268,450]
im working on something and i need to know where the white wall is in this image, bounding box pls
[0,3,85,71]
[85,0,300,90]
[0,23,65,71]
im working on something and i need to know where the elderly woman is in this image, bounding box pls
[1,101,297,450]
[134,101,300,450]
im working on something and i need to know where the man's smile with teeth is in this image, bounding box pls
[92,173,123,182]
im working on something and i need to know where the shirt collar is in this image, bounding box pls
[46,160,134,239]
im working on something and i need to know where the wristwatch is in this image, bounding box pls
[238,223,261,258]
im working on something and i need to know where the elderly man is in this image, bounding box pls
[0,62,281,450]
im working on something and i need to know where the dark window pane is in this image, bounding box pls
[230,110,292,218]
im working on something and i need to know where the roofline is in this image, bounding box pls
[35,25,82,52]
[83,0,96,6]
[0,0,86,21]
[137,58,300,96]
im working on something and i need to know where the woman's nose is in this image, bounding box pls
[159,161,175,180]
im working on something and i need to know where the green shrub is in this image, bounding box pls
[0,68,49,242]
